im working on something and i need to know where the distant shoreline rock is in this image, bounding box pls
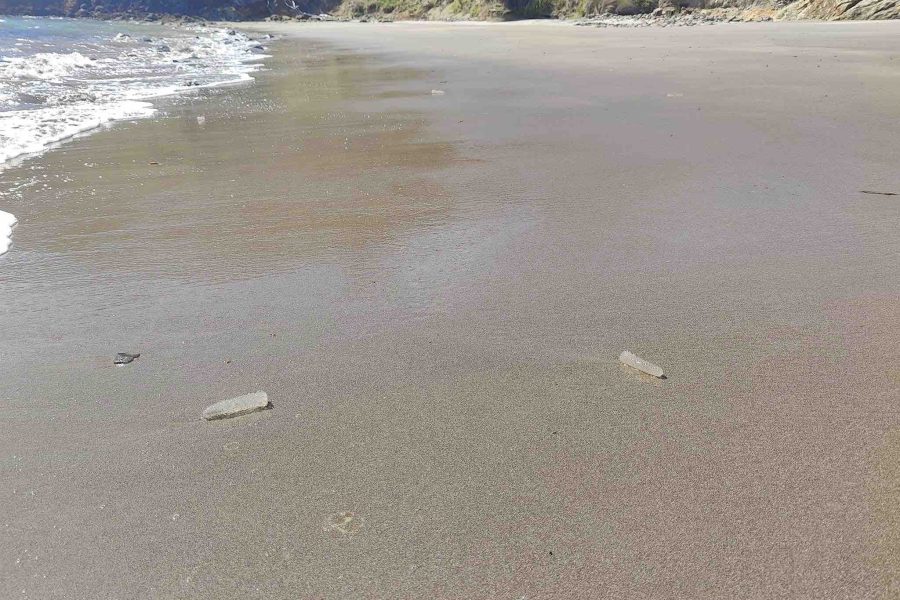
[2,0,897,22]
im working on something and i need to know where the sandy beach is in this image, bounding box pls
[1,20,899,598]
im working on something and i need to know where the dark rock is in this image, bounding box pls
[113,352,140,365]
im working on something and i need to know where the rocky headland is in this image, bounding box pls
[1,0,898,21]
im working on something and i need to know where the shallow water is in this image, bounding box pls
[0,16,267,168]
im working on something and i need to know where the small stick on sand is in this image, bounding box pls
[619,350,665,378]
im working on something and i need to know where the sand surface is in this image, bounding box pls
[1,20,899,599]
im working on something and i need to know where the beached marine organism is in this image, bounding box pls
[203,391,270,421]
[619,350,665,378]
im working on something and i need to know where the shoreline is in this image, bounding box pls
[2,19,900,598]
[0,18,271,179]
[5,8,900,26]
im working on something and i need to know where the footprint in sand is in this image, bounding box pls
[324,511,363,535]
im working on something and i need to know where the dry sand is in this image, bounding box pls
[1,20,899,599]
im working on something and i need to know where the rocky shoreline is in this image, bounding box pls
[572,5,778,26]
[3,0,898,22]
[6,6,889,26]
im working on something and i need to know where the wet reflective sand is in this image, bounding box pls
[1,21,899,599]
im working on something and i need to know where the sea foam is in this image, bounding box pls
[0,51,94,80]
[0,18,267,171]
[0,100,156,166]
[0,210,16,256]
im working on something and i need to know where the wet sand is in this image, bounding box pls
[2,20,900,599]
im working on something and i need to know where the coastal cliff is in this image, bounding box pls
[0,0,897,20]
[0,0,271,19]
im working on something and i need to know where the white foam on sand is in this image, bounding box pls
[0,100,157,167]
[0,24,267,171]
[0,210,17,256]
[197,72,255,89]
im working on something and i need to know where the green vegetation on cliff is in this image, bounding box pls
[1,0,897,20]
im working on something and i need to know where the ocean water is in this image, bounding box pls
[0,16,268,170]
